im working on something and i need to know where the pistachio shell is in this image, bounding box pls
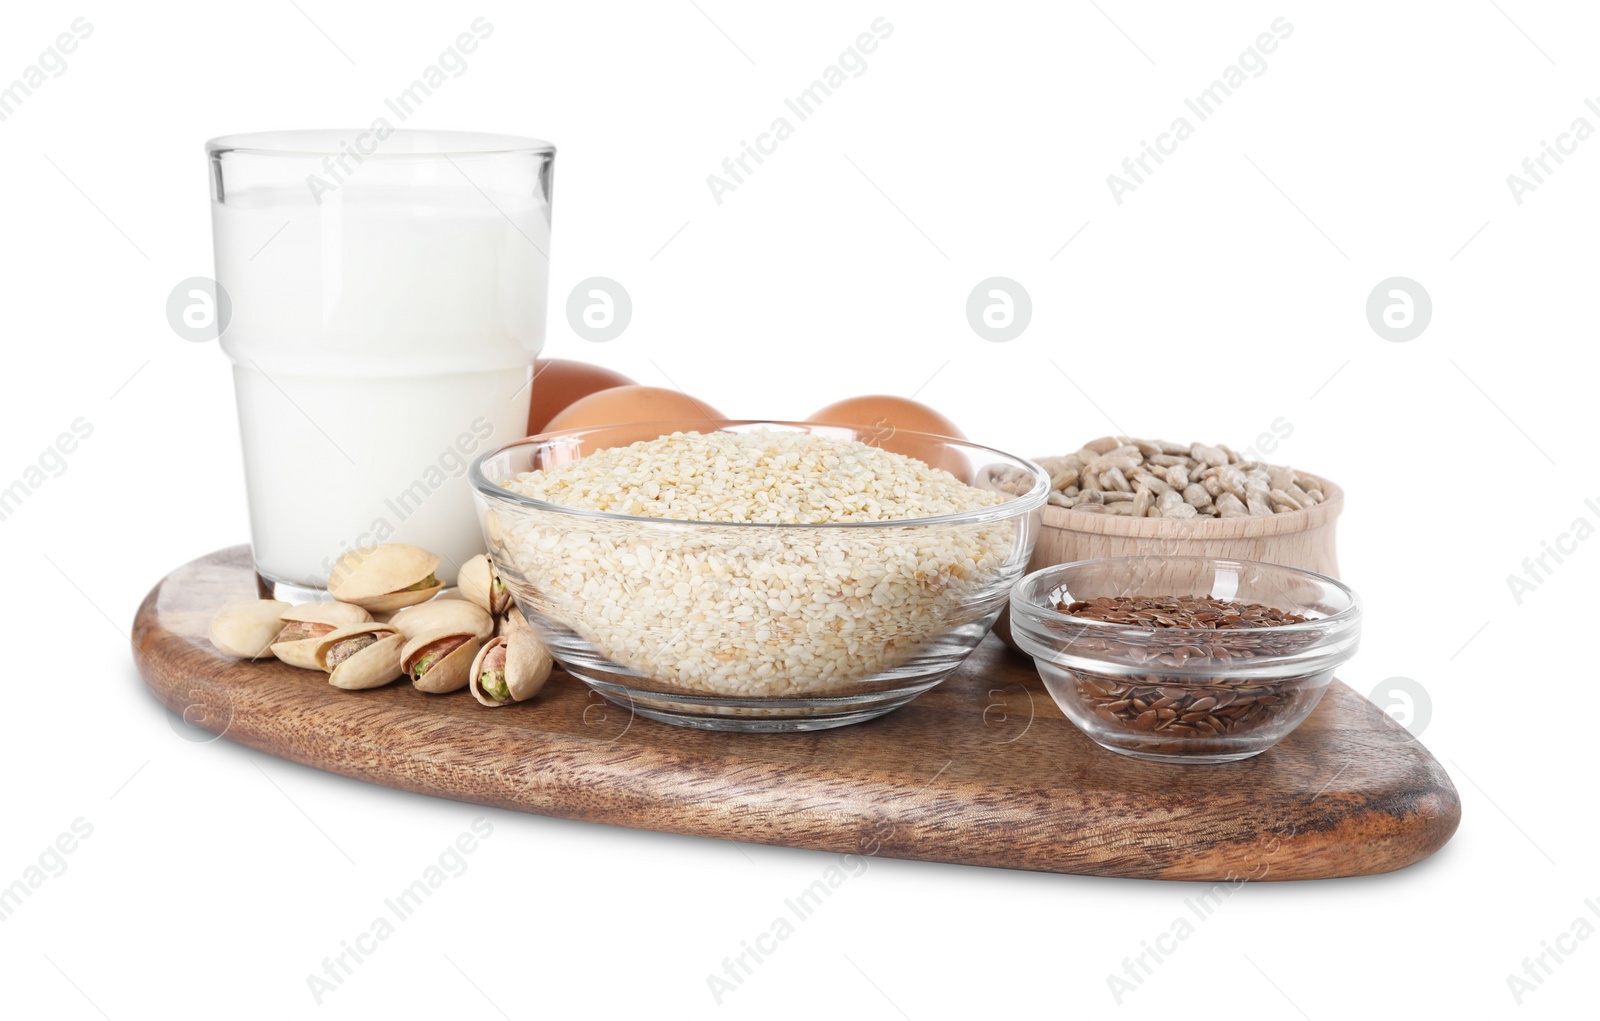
[402,629,480,694]
[504,629,553,700]
[469,629,553,707]
[312,623,400,670]
[270,601,377,668]
[356,583,445,614]
[270,636,328,671]
[327,633,406,690]
[209,599,291,659]
[468,637,511,706]
[400,627,468,664]
[499,607,531,637]
[327,543,442,611]
[389,599,494,642]
[457,554,511,616]
[457,554,493,611]
[280,601,373,627]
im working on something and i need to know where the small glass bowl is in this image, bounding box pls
[1009,557,1361,763]
[470,420,1048,731]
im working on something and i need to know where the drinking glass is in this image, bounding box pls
[206,129,554,593]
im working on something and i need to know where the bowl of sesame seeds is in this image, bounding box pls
[1010,556,1361,763]
[470,421,1049,731]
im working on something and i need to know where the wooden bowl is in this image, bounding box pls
[994,472,1344,653]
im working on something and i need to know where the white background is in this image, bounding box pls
[1,1,1594,1017]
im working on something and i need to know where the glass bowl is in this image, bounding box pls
[469,421,1048,731]
[1009,557,1361,763]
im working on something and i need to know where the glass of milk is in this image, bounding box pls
[207,130,554,593]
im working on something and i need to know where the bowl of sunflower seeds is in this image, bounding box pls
[985,434,1344,653]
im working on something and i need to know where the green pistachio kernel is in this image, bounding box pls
[481,670,511,702]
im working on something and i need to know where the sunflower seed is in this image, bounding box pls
[1133,485,1154,517]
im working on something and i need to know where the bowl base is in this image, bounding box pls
[1096,743,1267,765]
[573,673,934,732]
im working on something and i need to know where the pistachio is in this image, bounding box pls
[388,598,494,642]
[310,622,390,662]
[458,554,512,616]
[270,602,374,670]
[209,599,291,659]
[315,624,405,691]
[327,543,443,613]
[472,638,514,705]
[468,629,553,707]
[401,629,480,694]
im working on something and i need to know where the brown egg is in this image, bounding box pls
[527,359,637,435]
[543,385,724,433]
[806,395,972,481]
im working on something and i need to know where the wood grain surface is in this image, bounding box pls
[1027,474,1342,577]
[131,546,1459,881]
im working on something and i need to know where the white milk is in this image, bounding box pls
[215,185,547,588]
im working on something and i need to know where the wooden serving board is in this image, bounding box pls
[131,547,1459,881]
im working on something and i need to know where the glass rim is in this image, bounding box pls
[205,129,555,159]
[1012,555,1362,635]
[469,419,1051,530]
